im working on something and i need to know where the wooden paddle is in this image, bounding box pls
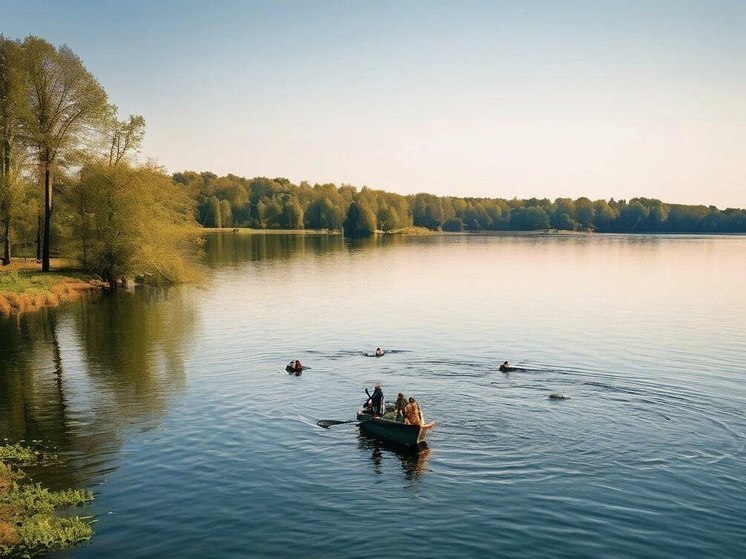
[316,419,355,428]
[317,390,371,428]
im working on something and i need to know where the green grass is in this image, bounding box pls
[0,268,89,294]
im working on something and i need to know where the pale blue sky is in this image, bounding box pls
[3,0,745,207]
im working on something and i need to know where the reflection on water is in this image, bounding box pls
[204,231,346,267]
[357,431,431,480]
[1,232,745,559]
[203,230,421,267]
[0,288,196,489]
[0,310,72,471]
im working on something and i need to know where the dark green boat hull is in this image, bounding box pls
[357,413,434,448]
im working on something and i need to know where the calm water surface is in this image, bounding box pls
[1,233,744,558]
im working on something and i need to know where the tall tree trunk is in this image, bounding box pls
[36,214,41,262]
[1,136,10,266]
[2,215,9,266]
[42,154,51,271]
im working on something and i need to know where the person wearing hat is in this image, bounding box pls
[369,384,384,416]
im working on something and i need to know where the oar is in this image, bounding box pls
[318,387,379,429]
[318,390,372,428]
[316,419,355,429]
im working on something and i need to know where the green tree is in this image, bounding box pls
[19,36,109,271]
[343,201,376,236]
[551,198,577,230]
[281,197,304,229]
[255,197,267,228]
[263,195,283,228]
[412,193,444,230]
[619,200,649,231]
[553,212,577,231]
[219,199,232,228]
[377,205,402,231]
[71,163,201,289]
[106,108,145,167]
[0,36,26,265]
[574,197,595,229]
[307,197,345,230]
[510,206,550,230]
[644,200,668,231]
[592,199,618,231]
[442,218,463,232]
[208,196,222,228]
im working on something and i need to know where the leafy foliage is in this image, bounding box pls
[0,444,38,465]
[2,31,746,273]
[67,163,203,288]
[176,171,746,234]
[0,444,93,558]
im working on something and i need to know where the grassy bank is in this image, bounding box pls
[0,444,93,557]
[0,261,101,317]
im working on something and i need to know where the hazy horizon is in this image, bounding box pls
[3,0,745,208]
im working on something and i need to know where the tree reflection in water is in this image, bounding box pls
[204,231,347,268]
[0,287,196,489]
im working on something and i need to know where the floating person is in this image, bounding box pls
[286,360,304,375]
[375,347,385,357]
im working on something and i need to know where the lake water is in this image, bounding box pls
[1,232,744,558]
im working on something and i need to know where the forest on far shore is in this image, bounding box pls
[3,33,746,288]
[175,171,746,236]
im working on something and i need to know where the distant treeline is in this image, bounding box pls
[3,32,744,289]
[174,171,746,235]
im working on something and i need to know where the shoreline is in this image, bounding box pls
[0,260,103,318]
[202,227,746,237]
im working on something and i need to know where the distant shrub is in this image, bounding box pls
[442,218,464,232]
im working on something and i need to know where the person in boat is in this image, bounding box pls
[375,347,385,357]
[394,393,408,421]
[368,384,384,417]
[499,360,511,372]
[403,397,423,426]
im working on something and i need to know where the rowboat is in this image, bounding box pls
[356,409,435,449]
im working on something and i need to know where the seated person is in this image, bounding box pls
[499,360,511,372]
[394,393,408,421]
[403,397,423,426]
